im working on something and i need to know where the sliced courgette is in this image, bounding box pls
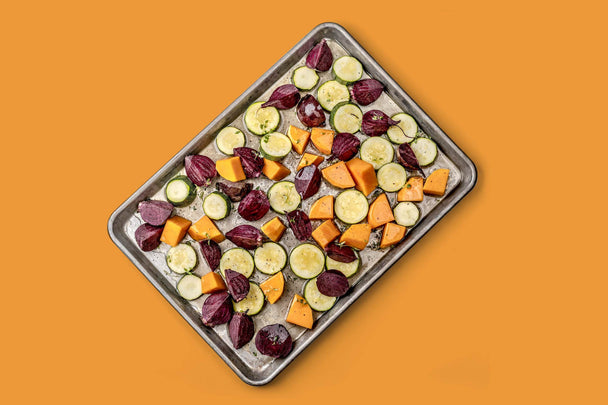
[254,242,287,275]
[360,137,394,170]
[267,181,301,214]
[304,278,337,312]
[233,282,265,315]
[289,243,325,279]
[176,274,203,300]
[215,126,245,155]
[317,80,350,111]
[332,55,363,85]
[377,162,407,192]
[244,101,280,136]
[202,192,231,220]
[334,189,369,224]
[410,137,438,166]
[292,66,319,91]
[165,175,196,207]
[393,202,420,227]
[325,252,360,278]
[220,248,255,278]
[387,113,417,144]
[166,243,198,274]
[259,132,292,161]
[330,101,362,134]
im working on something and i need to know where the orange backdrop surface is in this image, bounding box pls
[1,0,607,403]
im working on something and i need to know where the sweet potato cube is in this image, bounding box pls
[296,153,324,172]
[339,223,372,250]
[312,220,341,249]
[287,125,311,154]
[261,217,286,242]
[262,159,290,181]
[345,158,378,196]
[423,169,450,196]
[310,128,334,155]
[367,193,395,228]
[309,195,334,220]
[322,161,355,189]
[160,216,192,247]
[397,177,424,202]
[260,272,284,304]
[286,294,313,329]
[188,215,225,242]
[201,272,226,294]
[380,222,406,249]
[216,157,246,182]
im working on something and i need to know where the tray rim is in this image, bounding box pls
[107,22,477,386]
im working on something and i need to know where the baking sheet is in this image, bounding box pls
[108,23,477,385]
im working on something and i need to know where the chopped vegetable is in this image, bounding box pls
[286,210,312,241]
[216,156,246,182]
[332,55,363,84]
[220,248,255,278]
[224,269,250,302]
[410,137,438,167]
[287,125,311,154]
[259,132,292,161]
[215,126,246,155]
[229,313,255,349]
[267,181,301,214]
[331,132,360,161]
[199,240,221,271]
[216,181,252,202]
[423,168,450,196]
[255,324,293,358]
[289,243,325,279]
[306,39,333,71]
[361,110,399,137]
[393,202,420,227]
[326,252,360,278]
[292,66,319,91]
[225,225,265,250]
[232,282,265,315]
[334,189,369,224]
[286,294,314,329]
[244,101,280,136]
[316,270,349,297]
[237,189,270,221]
[233,147,264,178]
[351,78,384,106]
[202,191,231,220]
[377,162,407,192]
[310,127,334,155]
[201,291,232,327]
[360,137,394,170]
[345,157,378,196]
[135,223,163,251]
[317,80,350,111]
[296,94,325,127]
[261,217,286,242]
[312,220,341,249]
[166,243,197,274]
[259,272,284,304]
[261,84,300,110]
[176,274,203,300]
[309,195,334,220]
[397,177,424,202]
[296,153,324,172]
[200,271,226,294]
[397,142,424,177]
[339,223,372,250]
[380,222,406,249]
[184,155,217,187]
[295,164,321,199]
[367,193,395,228]
[262,158,290,181]
[165,175,196,207]
[160,216,192,247]
[304,278,337,311]
[325,243,357,263]
[322,161,355,189]
[330,102,362,133]
[138,200,173,226]
[254,242,287,275]
[188,215,225,242]
[387,113,417,144]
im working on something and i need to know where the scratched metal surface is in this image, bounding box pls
[108,23,477,385]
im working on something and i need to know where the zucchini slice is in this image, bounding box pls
[165,175,196,207]
[393,202,420,227]
[215,126,246,155]
[304,278,337,312]
[166,243,198,274]
[202,192,231,220]
[387,113,417,144]
[289,243,325,279]
[233,282,265,315]
[259,132,292,161]
[325,252,360,278]
[317,80,350,111]
[267,181,301,214]
[330,102,362,134]
[254,242,287,275]
[410,137,438,166]
[334,189,369,224]
[377,163,407,192]
[220,248,255,278]
[360,137,394,170]
[292,66,319,91]
[332,55,363,84]
[244,101,280,136]
[176,274,203,301]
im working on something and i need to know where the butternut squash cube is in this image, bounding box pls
[160,216,192,247]
[312,220,341,249]
[188,215,225,242]
[286,294,313,329]
[216,157,246,182]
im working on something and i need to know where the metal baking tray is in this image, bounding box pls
[107,22,477,385]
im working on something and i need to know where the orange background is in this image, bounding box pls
[1,0,607,403]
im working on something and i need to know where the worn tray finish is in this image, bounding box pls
[108,22,477,385]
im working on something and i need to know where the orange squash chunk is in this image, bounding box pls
[261,217,286,242]
[160,216,192,247]
[259,272,284,304]
[287,125,311,154]
[339,223,371,250]
[310,128,334,155]
[312,220,341,249]
[216,157,246,182]
[322,161,355,188]
[188,215,225,242]
[345,158,378,196]
[201,272,227,294]
[367,193,395,228]
[397,177,424,202]
[309,195,334,220]
[286,294,313,329]
[423,169,450,196]
[296,153,324,172]
[262,159,290,181]
[380,222,406,249]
